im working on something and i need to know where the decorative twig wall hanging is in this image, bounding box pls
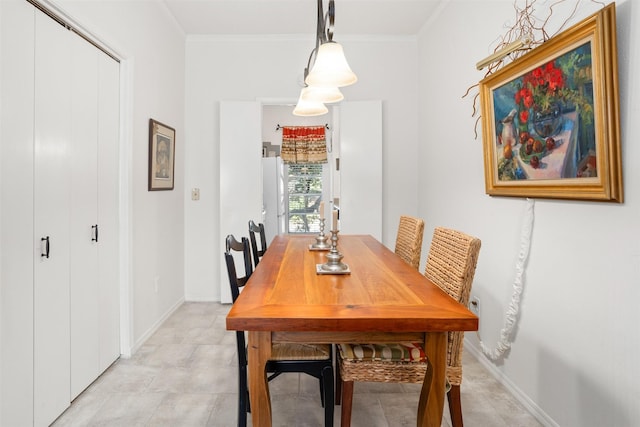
[464,0,606,139]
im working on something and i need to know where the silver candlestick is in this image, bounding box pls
[317,230,350,274]
[310,218,331,250]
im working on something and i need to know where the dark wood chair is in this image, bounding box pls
[248,220,267,268]
[224,234,334,427]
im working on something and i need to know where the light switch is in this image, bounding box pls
[191,188,200,201]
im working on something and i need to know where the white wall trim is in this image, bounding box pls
[183,294,219,303]
[127,297,185,357]
[465,340,559,427]
[186,33,416,43]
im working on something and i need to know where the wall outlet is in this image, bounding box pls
[469,296,480,316]
[191,188,200,201]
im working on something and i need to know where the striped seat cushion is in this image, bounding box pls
[338,342,427,363]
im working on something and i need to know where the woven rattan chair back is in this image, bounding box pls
[424,226,481,427]
[394,215,425,270]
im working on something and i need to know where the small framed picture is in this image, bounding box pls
[148,119,176,191]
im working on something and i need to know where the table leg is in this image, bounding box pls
[417,332,447,427]
[247,331,272,427]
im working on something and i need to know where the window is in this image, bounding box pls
[285,164,324,233]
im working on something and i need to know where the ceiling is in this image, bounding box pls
[163,0,445,36]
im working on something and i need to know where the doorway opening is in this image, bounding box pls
[261,104,335,241]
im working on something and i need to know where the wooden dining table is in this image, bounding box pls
[226,234,478,427]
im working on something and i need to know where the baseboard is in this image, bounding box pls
[464,340,559,427]
[128,297,185,356]
[183,294,219,302]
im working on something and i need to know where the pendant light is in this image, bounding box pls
[293,87,329,116]
[301,85,344,103]
[305,41,357,88]
[293,0,357,116]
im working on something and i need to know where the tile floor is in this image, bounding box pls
[52,302,543,427]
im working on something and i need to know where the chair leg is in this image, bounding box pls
[335,360,342,405]
[238,366,248,427]
[340,381,354,427]
[319,375,325,408]
[321,365,334,427]
[447,384,463,427]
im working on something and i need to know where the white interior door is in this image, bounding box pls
[69,21,121,402]
[2,2,121,423]
[0,1,36,424]
[339,101,383,240]
[69,33,100,400]
[33,11,72,425]
[219,101,262,303]
[97,52,121,373]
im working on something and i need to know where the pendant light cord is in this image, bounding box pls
[477,198,535,361]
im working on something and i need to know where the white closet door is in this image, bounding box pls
[70,38,120,399]
[339,101,383,240]
[69,34,100,400]
[0,1,36,425]
[33,11,72,426]
[97,52,121,372]
[219,101,262,303]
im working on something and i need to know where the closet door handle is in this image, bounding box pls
[41,236,50,258]
[92,224,99,242]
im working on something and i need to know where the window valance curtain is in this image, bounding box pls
[281,126,327,164]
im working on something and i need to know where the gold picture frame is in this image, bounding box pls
[479,4,622,202]
[148,119,176,191]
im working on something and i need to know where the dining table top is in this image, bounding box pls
[226,234,478,334]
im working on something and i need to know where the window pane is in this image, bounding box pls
[286,164,324,234]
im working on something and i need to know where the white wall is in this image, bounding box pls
[51,0,187,352]
[184,35,420,300]
[418,1,639,425]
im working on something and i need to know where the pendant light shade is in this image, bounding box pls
[292,0,356,116]
[293,87,329,116]
[301,85,344,104]
[305,41,357,88]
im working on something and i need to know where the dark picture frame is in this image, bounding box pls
[148,118,176,191]
[479,4,622,202]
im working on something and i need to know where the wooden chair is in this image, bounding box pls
[335,227,481,427]
[423,227,481,427]
[224,234,334,427]
[394,215,425,270]
[248,220,267,268]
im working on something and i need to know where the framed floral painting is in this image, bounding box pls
[479,4,622,202]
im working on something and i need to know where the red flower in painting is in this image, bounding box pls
[518,60,565,110]
[515,87,534,109]
[519,109,529,124]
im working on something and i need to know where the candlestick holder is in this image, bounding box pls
[309,218,331,250]
[316,230,350,274]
